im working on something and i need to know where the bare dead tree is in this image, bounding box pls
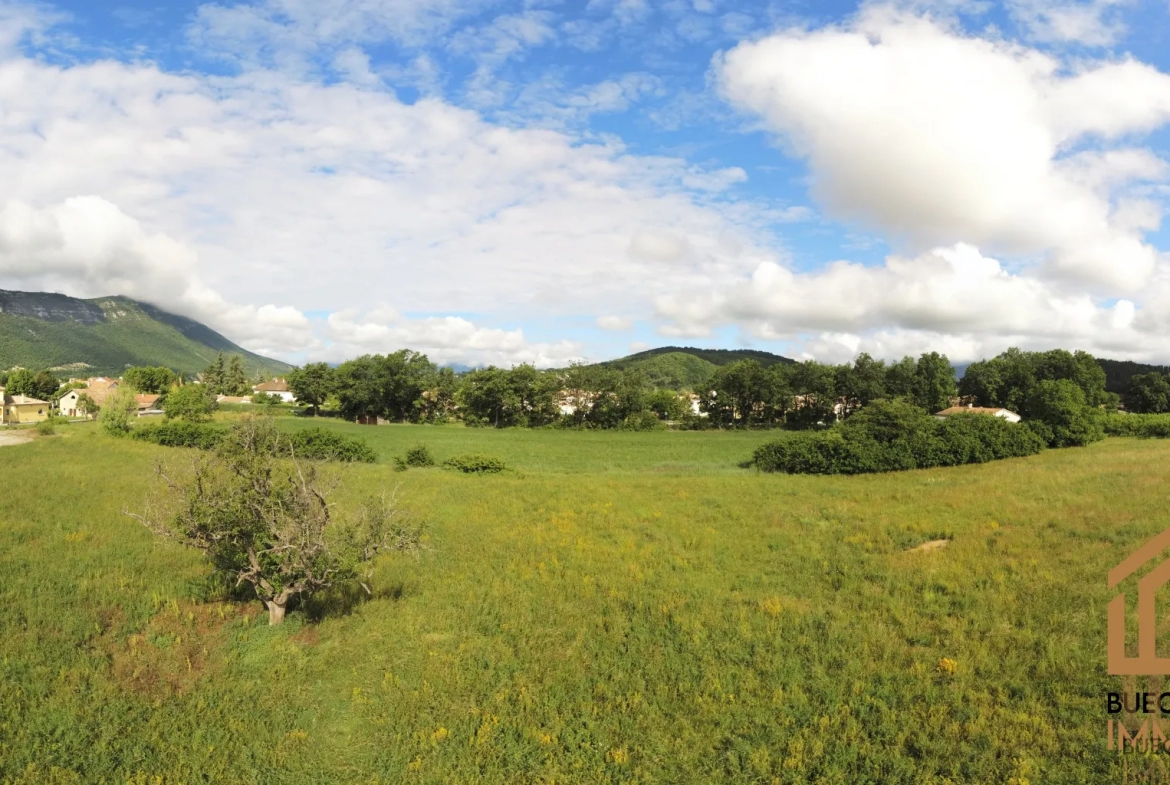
[126,416,423,625]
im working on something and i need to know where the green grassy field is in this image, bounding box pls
[0,421,1161,783]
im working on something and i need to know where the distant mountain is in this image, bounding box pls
[0,290,292,378]
[1097,358,1170,394]
[597,346,796,390]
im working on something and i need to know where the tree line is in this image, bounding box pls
[282,347,1119,431]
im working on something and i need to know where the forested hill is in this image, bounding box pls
[595,346,796,390]
[1097,358,1170,394]
[607,346,795,368]
[0,290,292,378]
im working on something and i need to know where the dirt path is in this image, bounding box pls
[0,431,32,447]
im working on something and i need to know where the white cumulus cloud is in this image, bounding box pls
[714,7,1170,292]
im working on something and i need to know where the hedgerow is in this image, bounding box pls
[133,421,223,450]
[1103,413,1170,438]
[748,400,1046,475]
[132,422,375,463]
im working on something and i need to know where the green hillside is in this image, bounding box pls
[597,346,795,390]
[0,290,292,378]
[609,345,795,368]
[1096,358,1170,394]
[602,351,717,390]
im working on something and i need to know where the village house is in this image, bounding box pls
[252,378,295,403]
[84,377,119,406]
[934,404,1022,423]
[0,388,50,424]
[135,394,163,416]
[216,395,253,404]
[58,389,91,419]
[58,377,120,419]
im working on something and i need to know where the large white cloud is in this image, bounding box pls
[0,10,785,366]
[714,7,1170,291]
[655,242,1170,362]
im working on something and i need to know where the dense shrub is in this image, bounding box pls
[749,400,1045,475]
[1025,379,1105,447]
[1104,413,1170,438]
[163,385,218,422]
[288,427,376,463]
[133,421,224,450]
[35,419,56,436]
[394,443,435,471]
[443,453,507,474]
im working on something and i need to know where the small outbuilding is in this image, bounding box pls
[934,405,1021,423]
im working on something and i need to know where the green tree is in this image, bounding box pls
[202,353,226,394]
[958,360,1003,407]
[884,356,918,399]
[1025,379,1104,447]
[224,355,249,396]
[913,352,957,414]
[128,416,424,625]
[703,360,785,428]
[783,361,838,429]
[380,350,439,422]
[1126,372,1170,414]
[75,392,98,419]
[31,371,61,401]
[164,384,218,422]
[836,353,887,416]
[647,389,688,421]
[123,366,177,394]
[415,367,458,423]
[334,351,439,424]
[100,387,137,436]
[4,369,37,397]
[335,355,385,422]
[287,362,337,416]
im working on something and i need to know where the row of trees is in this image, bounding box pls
[283,349,967,430]
[698,352,958,428]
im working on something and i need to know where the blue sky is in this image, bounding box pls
[0,0,1168,366]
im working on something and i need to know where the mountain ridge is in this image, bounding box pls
[0,289,291,378]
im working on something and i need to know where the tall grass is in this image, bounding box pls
[0,423,1156,782]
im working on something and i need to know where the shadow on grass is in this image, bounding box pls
[188,572,408,624]
[299,581,407,623]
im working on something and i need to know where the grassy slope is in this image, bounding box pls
[0,296,291,378]
[0,422,1151,783]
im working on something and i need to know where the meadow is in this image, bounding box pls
[0,419,1162,783]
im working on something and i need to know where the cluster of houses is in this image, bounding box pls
[214,378,296,405]
[1,374,296,425]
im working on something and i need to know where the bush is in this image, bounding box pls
[621,411,667,431]
[35,419,56,436]
[100,388,137,437]
[749,401,1045,475]
[443,453,507,474]
[1024,379,1104,447]
[398,443,435,469]
[133,421,224,450]
[164,385,218,422]
[287,427,376,463]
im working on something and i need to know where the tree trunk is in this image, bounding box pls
[266,599,287,625]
